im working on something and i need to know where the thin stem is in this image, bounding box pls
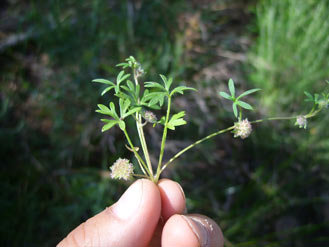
[160,113,318,174]
[133,70,154,177]
[155,96,172,182]
[238,106,242,121]
[160,125,235,173]
[250,116,296,124]
[123,129,151,179]
[133,174,149,179]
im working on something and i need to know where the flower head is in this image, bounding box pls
[143,111,157,123]
[295,115,307,129]
[135,63,145,78]
[233,118,252,139]
[110,158,134,180]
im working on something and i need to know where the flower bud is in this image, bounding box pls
[135,63,145,78]
[233,119,252,139]
[295,115,307,129]
[110,158,134,180]
[143,111,157,123]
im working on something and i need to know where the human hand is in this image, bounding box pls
[57,179,224,247]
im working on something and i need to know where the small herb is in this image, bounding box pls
[92,57,328,183]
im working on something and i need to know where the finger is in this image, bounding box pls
[158,179,186,221]
[149,179,186,246]
[162,214,224,247]
[57,179,161,247]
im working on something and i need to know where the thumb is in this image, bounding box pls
[57,179,161,247]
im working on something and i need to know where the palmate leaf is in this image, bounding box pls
[160,74,173,91]
[119,98,131,117]
[304,91,314,102]
[170,86,196,97]
[144,81,166,92]
[96,104,119,119]
[92,79,116,96]
[117,71,131,84]
[167,111,187,130]
[122,107,141,119]
[142,91,167,107]
[100,119,119,132]
[116,62,130,69]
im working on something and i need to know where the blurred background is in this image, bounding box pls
[1,0,329,246]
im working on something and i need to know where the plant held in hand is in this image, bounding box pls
[93,56,329,183]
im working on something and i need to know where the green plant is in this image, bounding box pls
[93,56,328,183]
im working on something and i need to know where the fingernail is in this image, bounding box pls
[182,215,209,246]
[112,180,143,220]
[175,181,186,202]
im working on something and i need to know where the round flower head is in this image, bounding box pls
[143,111,157,123]
[295,115,307,129]
[136,63,145,78]
[110,158,134,180]
[233,118,252,139]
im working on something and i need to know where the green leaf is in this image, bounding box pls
[167,111,187,130]
[304,91,313,102]
[97,104,111,113]
[143,92,166,107]
[237,88,261,100]
[127,80,135,91]
[101,86,115,96]
[232,103,238,118]
[144,81,166,91]
[228,79,235,97]
[117,71,131,85]
[116,62,129,68]
[101,119,118,132]
[119,98,130,117]
[219,91,232,100]
[96,104,118,119]
[109,102,119,119]
[92,79,115,85]
[122,107,141,119]
[160,74,173,91]
[236,101,253,110]
[170,86,196,97]
[118,121,126,131]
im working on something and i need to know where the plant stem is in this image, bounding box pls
[123,129,152,179]
[155,96,172,182]
[250,116,296,124]
[133,70,154,178]
[160,114,311,174]
[160,125,235,173]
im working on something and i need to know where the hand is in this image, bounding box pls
[57,179,224,247]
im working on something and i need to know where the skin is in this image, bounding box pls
[57,179,224,247]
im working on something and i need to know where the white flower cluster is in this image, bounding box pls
[110,158,134,180]
[295,115,307,129]
[234,119,252,139]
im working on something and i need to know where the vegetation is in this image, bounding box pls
[0,0,328,246]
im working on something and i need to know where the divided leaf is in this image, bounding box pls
[101,119,119,132]
[170,86,196,97]
[167,111,187,130]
